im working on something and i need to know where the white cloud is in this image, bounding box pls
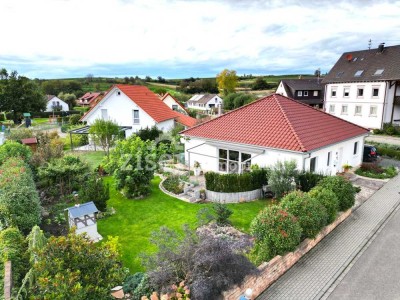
[1,0,400,78]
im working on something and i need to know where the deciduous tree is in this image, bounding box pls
[216,69,238,95]
[89,119,121,156]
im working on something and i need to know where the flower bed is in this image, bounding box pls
[355,163,398,179]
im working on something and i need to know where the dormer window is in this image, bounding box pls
[354,70,364,77]
[298,91,303,97]
[352,57,358,62]
[374,69,384,76]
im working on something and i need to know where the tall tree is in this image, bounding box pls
[89,119,121,156]
[216,69,238,95]
[0,70,46,120]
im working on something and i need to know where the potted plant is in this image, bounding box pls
[342,163,352,172]
[194,161,201,176]
[199,189,206,200]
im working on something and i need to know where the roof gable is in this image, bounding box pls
[323,44,400,83]
[181,94,368,152]
[161,92,188,113]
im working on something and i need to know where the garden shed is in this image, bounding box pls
[66,201,102,242]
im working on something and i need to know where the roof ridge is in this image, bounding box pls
[273,94,307,152]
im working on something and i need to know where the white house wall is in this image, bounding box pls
[393,86,400,122]
[276,82,288,96]
[324,81,387,129]
[184,135,365,175]
[163,95,187,114]
[45,97,69,111]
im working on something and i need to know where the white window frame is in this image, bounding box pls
[331,87,337,97]
[310,157,317,173]
[357,86,364,97]
[369,105,378,117]
[133,109,140,124]
[343,87,350,97]
[313,91,318,97]
[355,105,362,116]
[297,91,303,97]
[218,148,252,174]
[101,109,108,120]
[341,105,348,115]
[329,104,335,114]
[372,87,379,98]
[304,91,309,96]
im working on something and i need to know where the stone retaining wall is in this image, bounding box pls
[206,189,262,203]
[222,208,352,299]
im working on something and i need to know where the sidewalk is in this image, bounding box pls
[257,174,400,300]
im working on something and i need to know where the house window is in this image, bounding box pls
[298,91,303,97]
[218,149,251,173]
[341,105,348,115]
[354,142,359,155]
[343,87,350,97]
[327,152,331,167]
[331,87,337,97]
[304,91,309,96]
[310,157,317,173]
[372,88,379,97]
[355,105,362,115]
[133,109,140,124]
[374,69,384,76]
[354,70,364,77]
[357,87,364,97]
[101,109,108,120]
[172,105,178,111]
[329,104,335,114]
[215,98,218,103]
[313,91,318,97]
[369,105,378,116]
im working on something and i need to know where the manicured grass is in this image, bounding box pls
[98,176,271,272]
[78,151,106,169]
[31,118,50,125]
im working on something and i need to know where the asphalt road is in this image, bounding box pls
[327,204,400,300]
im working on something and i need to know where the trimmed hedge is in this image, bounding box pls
[0,158,41,233]
[308,186,339,224]
[0,141,32,165]
[205,169,269,193]
[30,110,83,118]
[297,171,326,192]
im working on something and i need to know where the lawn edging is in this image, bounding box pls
[222,208,352,300]
[158,174,191,203]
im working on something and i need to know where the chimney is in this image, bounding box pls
[378,43,385,53]
[218,104,222,116]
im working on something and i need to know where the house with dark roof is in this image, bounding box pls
[276,78,324,108]
[187,94,223,112]
[323,44,400,129]
[181,94,369,175]
[81,85,196,137]
[45,95,69,111]
[160,92,188,115]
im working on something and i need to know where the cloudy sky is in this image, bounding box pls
[1,0,400,79]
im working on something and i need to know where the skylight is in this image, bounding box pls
[336,71,344,78]
[354,70,364,77]
[352,57,358,62]
[374,69,384,76]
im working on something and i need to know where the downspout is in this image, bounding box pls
[390,81,397,123]
[381,81,388,128]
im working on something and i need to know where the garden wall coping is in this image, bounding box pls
[206,189,262,203]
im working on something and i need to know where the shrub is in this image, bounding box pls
[372,128,383,134]
[317,176,356,211]
[123,272,145,294]
[131,274,154,300]
[7,128,34,142]
[0,140,32,164]
[135,125,162,141]
[0,228,29,295]
[89,119,121,156]
[162,175,184,194]
[355,164,397,179]
[268,160,298,199]
[78,174,110,211]
[0,158,41,233]
[204,168,269,193]
[308,186,339,224]
[297,171,326,192]
[213,202,233,226]
[69,114,81,125]
[30,132,64,169]
[281,191,328,240]
[250,205,302,263]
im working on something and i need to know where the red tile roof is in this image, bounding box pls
[175,113,197,127]
[181,94,369,152]
[78,92,102,105]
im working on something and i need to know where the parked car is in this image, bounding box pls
[363,145,378,162]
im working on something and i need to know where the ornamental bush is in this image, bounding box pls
[79,174,110,211]
[281,191,328,240]
[250,205,302,263]
[308,186,339,224]
[268,160,298,199]
[0,140,32,165]
[0,158,41,233]
[297,171,326,192]
[317,176,356,211]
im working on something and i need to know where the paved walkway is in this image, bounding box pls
[258,174,400,300]
[366,134,400,146]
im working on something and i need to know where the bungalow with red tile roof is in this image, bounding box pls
[160,93,188,115]
[81,85,196,137]
[180,94,369,175]
[77,92,104,107]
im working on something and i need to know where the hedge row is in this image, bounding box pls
[0,157,41,233]
[4,110,83,120]
[205,169,269,193]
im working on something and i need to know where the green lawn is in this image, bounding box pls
[31,118,50,125]
[79,151,106,169]
[98,177,270,273]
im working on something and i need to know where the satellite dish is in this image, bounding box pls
[346,54,353,61]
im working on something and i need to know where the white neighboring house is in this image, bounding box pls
[45,95,69,112]
[161,93,188,115]
[276,78,324,108]
[66,202,102,242]
[323,44,400,129]
[181,94,369,175]
[187,94,223,112]
[81,85,196,137]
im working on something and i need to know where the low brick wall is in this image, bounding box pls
[222,209,352,299]
[206,189,262,203]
